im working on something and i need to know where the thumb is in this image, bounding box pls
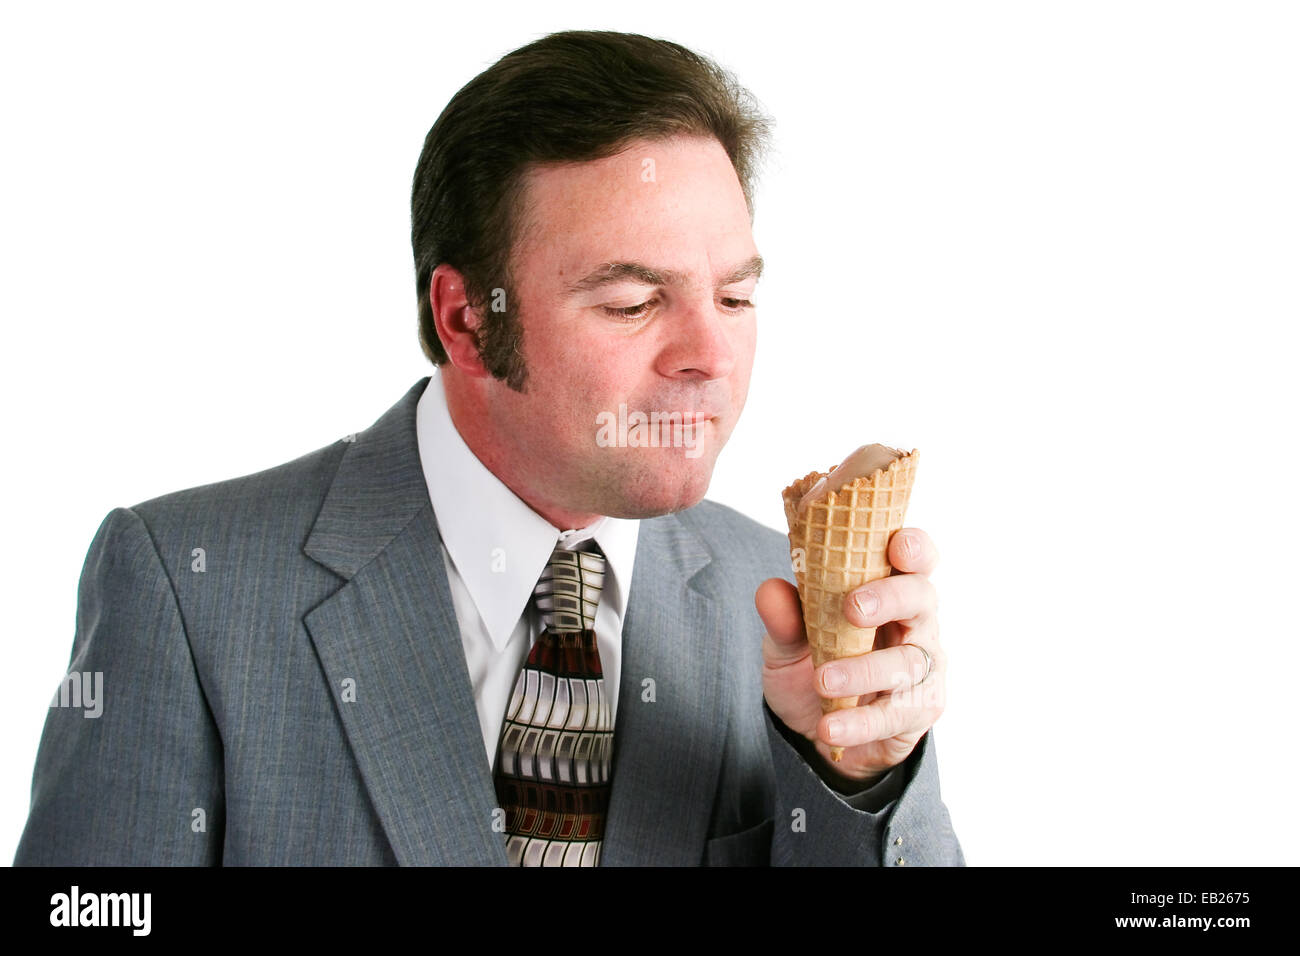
[755,578,808,666]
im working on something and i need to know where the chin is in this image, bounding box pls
[602,455,716,518]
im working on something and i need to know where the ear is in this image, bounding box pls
[430,263,492,377]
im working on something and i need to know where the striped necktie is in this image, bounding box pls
[493,540,613,866]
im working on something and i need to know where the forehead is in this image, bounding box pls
[513,134,755,281]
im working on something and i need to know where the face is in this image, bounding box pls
[460,134,761,524]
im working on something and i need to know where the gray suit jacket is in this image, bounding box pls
[15,377,963,866]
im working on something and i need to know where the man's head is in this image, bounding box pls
[411,31,773,527]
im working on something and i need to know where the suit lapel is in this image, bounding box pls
[601,514,728,865]
[302,377,507,865]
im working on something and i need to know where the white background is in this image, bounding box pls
[3,1,1296,866]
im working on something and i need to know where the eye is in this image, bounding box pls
[721,298,755,311]
[602,299,657,321]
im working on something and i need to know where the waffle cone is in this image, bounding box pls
[781,449,919,761]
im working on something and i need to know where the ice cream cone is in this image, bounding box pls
[781,448,919,762]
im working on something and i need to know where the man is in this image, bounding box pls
[15,30,962,866]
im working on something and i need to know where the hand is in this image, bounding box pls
[756,527,947,785]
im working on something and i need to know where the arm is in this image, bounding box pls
[767,700,906,811]
[757,527,964,866]
[14,507,224,865]
[765,704,963,865]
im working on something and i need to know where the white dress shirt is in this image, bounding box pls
[415,370,640,768]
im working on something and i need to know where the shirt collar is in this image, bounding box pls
[415,370,638,651]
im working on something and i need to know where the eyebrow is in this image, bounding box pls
[563,253,764,296]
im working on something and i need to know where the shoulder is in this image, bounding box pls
[121,437,350,557]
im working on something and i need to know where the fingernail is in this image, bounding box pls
[853,589,879,618]
[822,666,846,692]
[826,716,843,741]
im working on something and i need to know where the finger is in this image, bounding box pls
[815,642,937,699]
[819,691,937,750]
[755,578,808,665]
[887,527,939,576]
[843,571,939,629]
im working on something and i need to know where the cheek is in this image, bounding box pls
[527,329,585,374]
[530,364,622,446]
[578,351,643,405]
[730,325,757,396]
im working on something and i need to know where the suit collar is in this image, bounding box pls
[302,376,727,865]
[303,377,433,581]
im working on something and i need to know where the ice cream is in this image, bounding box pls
[782,444,919,762]
[796,443,906,516]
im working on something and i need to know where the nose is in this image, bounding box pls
[655,297,738,381]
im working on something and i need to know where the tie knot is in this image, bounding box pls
[533,541,605,633]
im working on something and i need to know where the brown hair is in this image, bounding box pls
[410,30,773,391]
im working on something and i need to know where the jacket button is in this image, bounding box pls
[895,857,906,866]
[894,836,903,846]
